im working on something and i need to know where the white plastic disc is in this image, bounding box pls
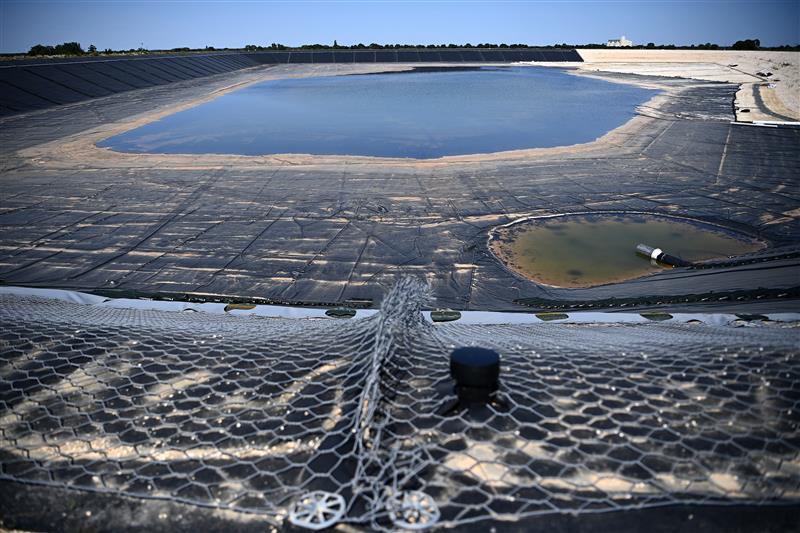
[386,490,440,530]
[288,491,346,530]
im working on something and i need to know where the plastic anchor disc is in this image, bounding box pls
[288,491,346,530]
[387,490,441,530]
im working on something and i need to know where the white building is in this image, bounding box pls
[606,35,633,47]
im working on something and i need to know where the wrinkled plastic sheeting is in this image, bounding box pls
[0,49,581,117]
[1,69,798,313]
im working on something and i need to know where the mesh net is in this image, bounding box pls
[1,279,799,530]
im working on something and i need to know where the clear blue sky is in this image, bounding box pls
[0,0,798,53]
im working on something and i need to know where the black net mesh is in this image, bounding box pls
[1,279,798,529]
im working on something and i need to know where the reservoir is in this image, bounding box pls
[99,67,657,158]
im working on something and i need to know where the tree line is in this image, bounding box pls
[22,38,799,58]
[245,42,536,51]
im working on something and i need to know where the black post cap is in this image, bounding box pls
[450,347,500,404]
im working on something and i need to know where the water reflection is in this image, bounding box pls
[99,67,657,159]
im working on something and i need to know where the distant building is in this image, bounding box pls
[606,36,633,48]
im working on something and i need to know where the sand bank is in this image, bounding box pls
[534,49,799,121]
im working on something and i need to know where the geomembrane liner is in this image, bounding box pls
[0,48,582,117]
[1,279,798,530]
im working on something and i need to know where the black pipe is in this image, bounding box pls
[636,243,693,267]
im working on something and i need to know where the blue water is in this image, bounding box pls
[99,67,657,159]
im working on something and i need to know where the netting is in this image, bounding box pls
[1,279,799,530]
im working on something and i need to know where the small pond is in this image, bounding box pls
[489,213,765,288]
[98,66,657,159]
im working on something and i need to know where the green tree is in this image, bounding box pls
[53,42,84,55]
[732,38,760,50]
[28,44,55,56]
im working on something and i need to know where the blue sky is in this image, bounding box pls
[0,0,798,53]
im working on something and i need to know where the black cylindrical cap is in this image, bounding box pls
[450,347,500,391]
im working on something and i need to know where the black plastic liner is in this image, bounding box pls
[0,49,581,117]
[1,67,797,312]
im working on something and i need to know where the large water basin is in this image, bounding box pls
[99,67,657,159]
[490,213,765,288]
